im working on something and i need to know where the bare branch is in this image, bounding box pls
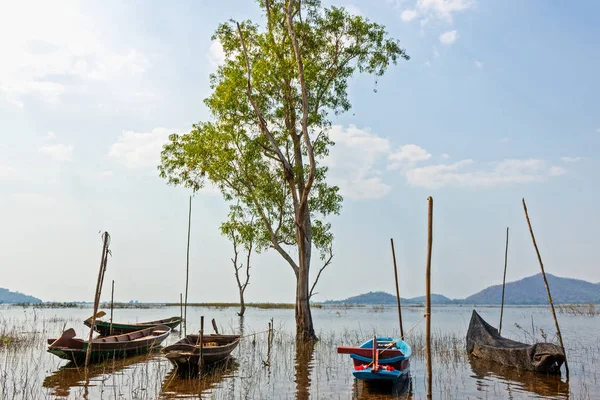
[309,246,334,299]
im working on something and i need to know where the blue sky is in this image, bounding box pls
[0,0,598,303]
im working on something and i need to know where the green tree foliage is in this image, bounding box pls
[159,0,408,339]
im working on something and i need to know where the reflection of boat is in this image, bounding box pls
[162,334,240,372]
[160,358,239,398]
[466,310,565,374]
[352,374,411,399]
[47,325,171,364]
[469,355,570,399]
[42,352,162,398]
[84,312,183,336]
[337,336,411,382]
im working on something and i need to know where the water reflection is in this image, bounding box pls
[160,358,239,398]
[294,338,316,400]
[352,375,412,399]
[43,352,160,398]
[469,355,570,399]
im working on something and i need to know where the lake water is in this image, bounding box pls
[0,304,598,399]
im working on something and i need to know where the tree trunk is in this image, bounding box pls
[238,288,246,317]
[295,209,316,340]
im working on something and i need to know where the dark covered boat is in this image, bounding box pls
[47,325,171,364]
[162,334,240,372]
[466,310,565,374]
[84,312,182,336]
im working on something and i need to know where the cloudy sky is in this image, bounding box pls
[1,0,598,303]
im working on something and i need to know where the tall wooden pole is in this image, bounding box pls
[179,293,183,324]
[85,231,110,367]
[390,238,404,338]
[522,198,568,379]
[197,315,204,373]
[109,280,115,336]
[499,227,509,335]
[184,195,192,336]
[425,197,433,400]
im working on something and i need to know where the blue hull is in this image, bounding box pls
[352,367,408,381]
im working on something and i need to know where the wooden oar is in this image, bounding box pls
[85,310,106,322]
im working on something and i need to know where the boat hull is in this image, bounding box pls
[163,334,240,372]
[47,325,171,365]
[466,310,565,374]
[338,337,412,382]
[84,317,182,336]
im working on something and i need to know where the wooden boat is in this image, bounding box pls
[466,310,565,374]
[337,336,411,382]
[84,312,182,336]
[47,325,171,364]
[162,333,240,372]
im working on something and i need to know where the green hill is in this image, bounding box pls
[324,273,600,305]
[464,273,600,305]
[0,288,42,303]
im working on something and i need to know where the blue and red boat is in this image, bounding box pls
[337,336,412,382]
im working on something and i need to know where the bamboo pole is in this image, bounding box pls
[425,197,433,400]
[184,195,192,336]
[522,198,569,379]
[390,238,404,338]
[197,315,204,373]
[109,280,115,336]
[85,231,110,367]
[499,227,509,335]
[179,293,183,325]
[211,318,219,334]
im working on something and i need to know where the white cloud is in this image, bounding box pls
[39,143,73,162]
[474,60,483,69]
[424,60,431,67]
[343,4,363,15]
[0,1,151,106]
[441,153,450,159]
[596,128,600,133]
[323,125,392,200]
[108,127,180,169]
[433,47,440,58]
[499,137,510,143]
[46,131,56,140]
[417,0,475,22]
[439,30,459,45]
[560,156,581,163]
[398,0,475,24]
[405,159,564,189]
[11,192,56,207]
[208,41,225,68]
[0,164,17,177]
[388,144,432,169]
[401,9,418,21]
[101,170,114,177]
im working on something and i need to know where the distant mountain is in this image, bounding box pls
[323,291,451,305]
[324,273,600,305]
[0,288,42,303]
[464,273,600,305]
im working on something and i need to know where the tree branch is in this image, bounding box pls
[235,21,295,181]
[285,1,316,212]
[309,246,334,299]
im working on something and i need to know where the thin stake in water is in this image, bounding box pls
[184,195,192,336]
[390,238,404,338]
[499,227,509,335]
[425,197,433,400]
[522,198,569,379]
[85,231,110,368]
[109,280,115,336]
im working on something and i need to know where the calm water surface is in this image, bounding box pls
[0,305,598,399]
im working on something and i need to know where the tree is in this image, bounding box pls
[159,0,409,340]
[220,203,258,317]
